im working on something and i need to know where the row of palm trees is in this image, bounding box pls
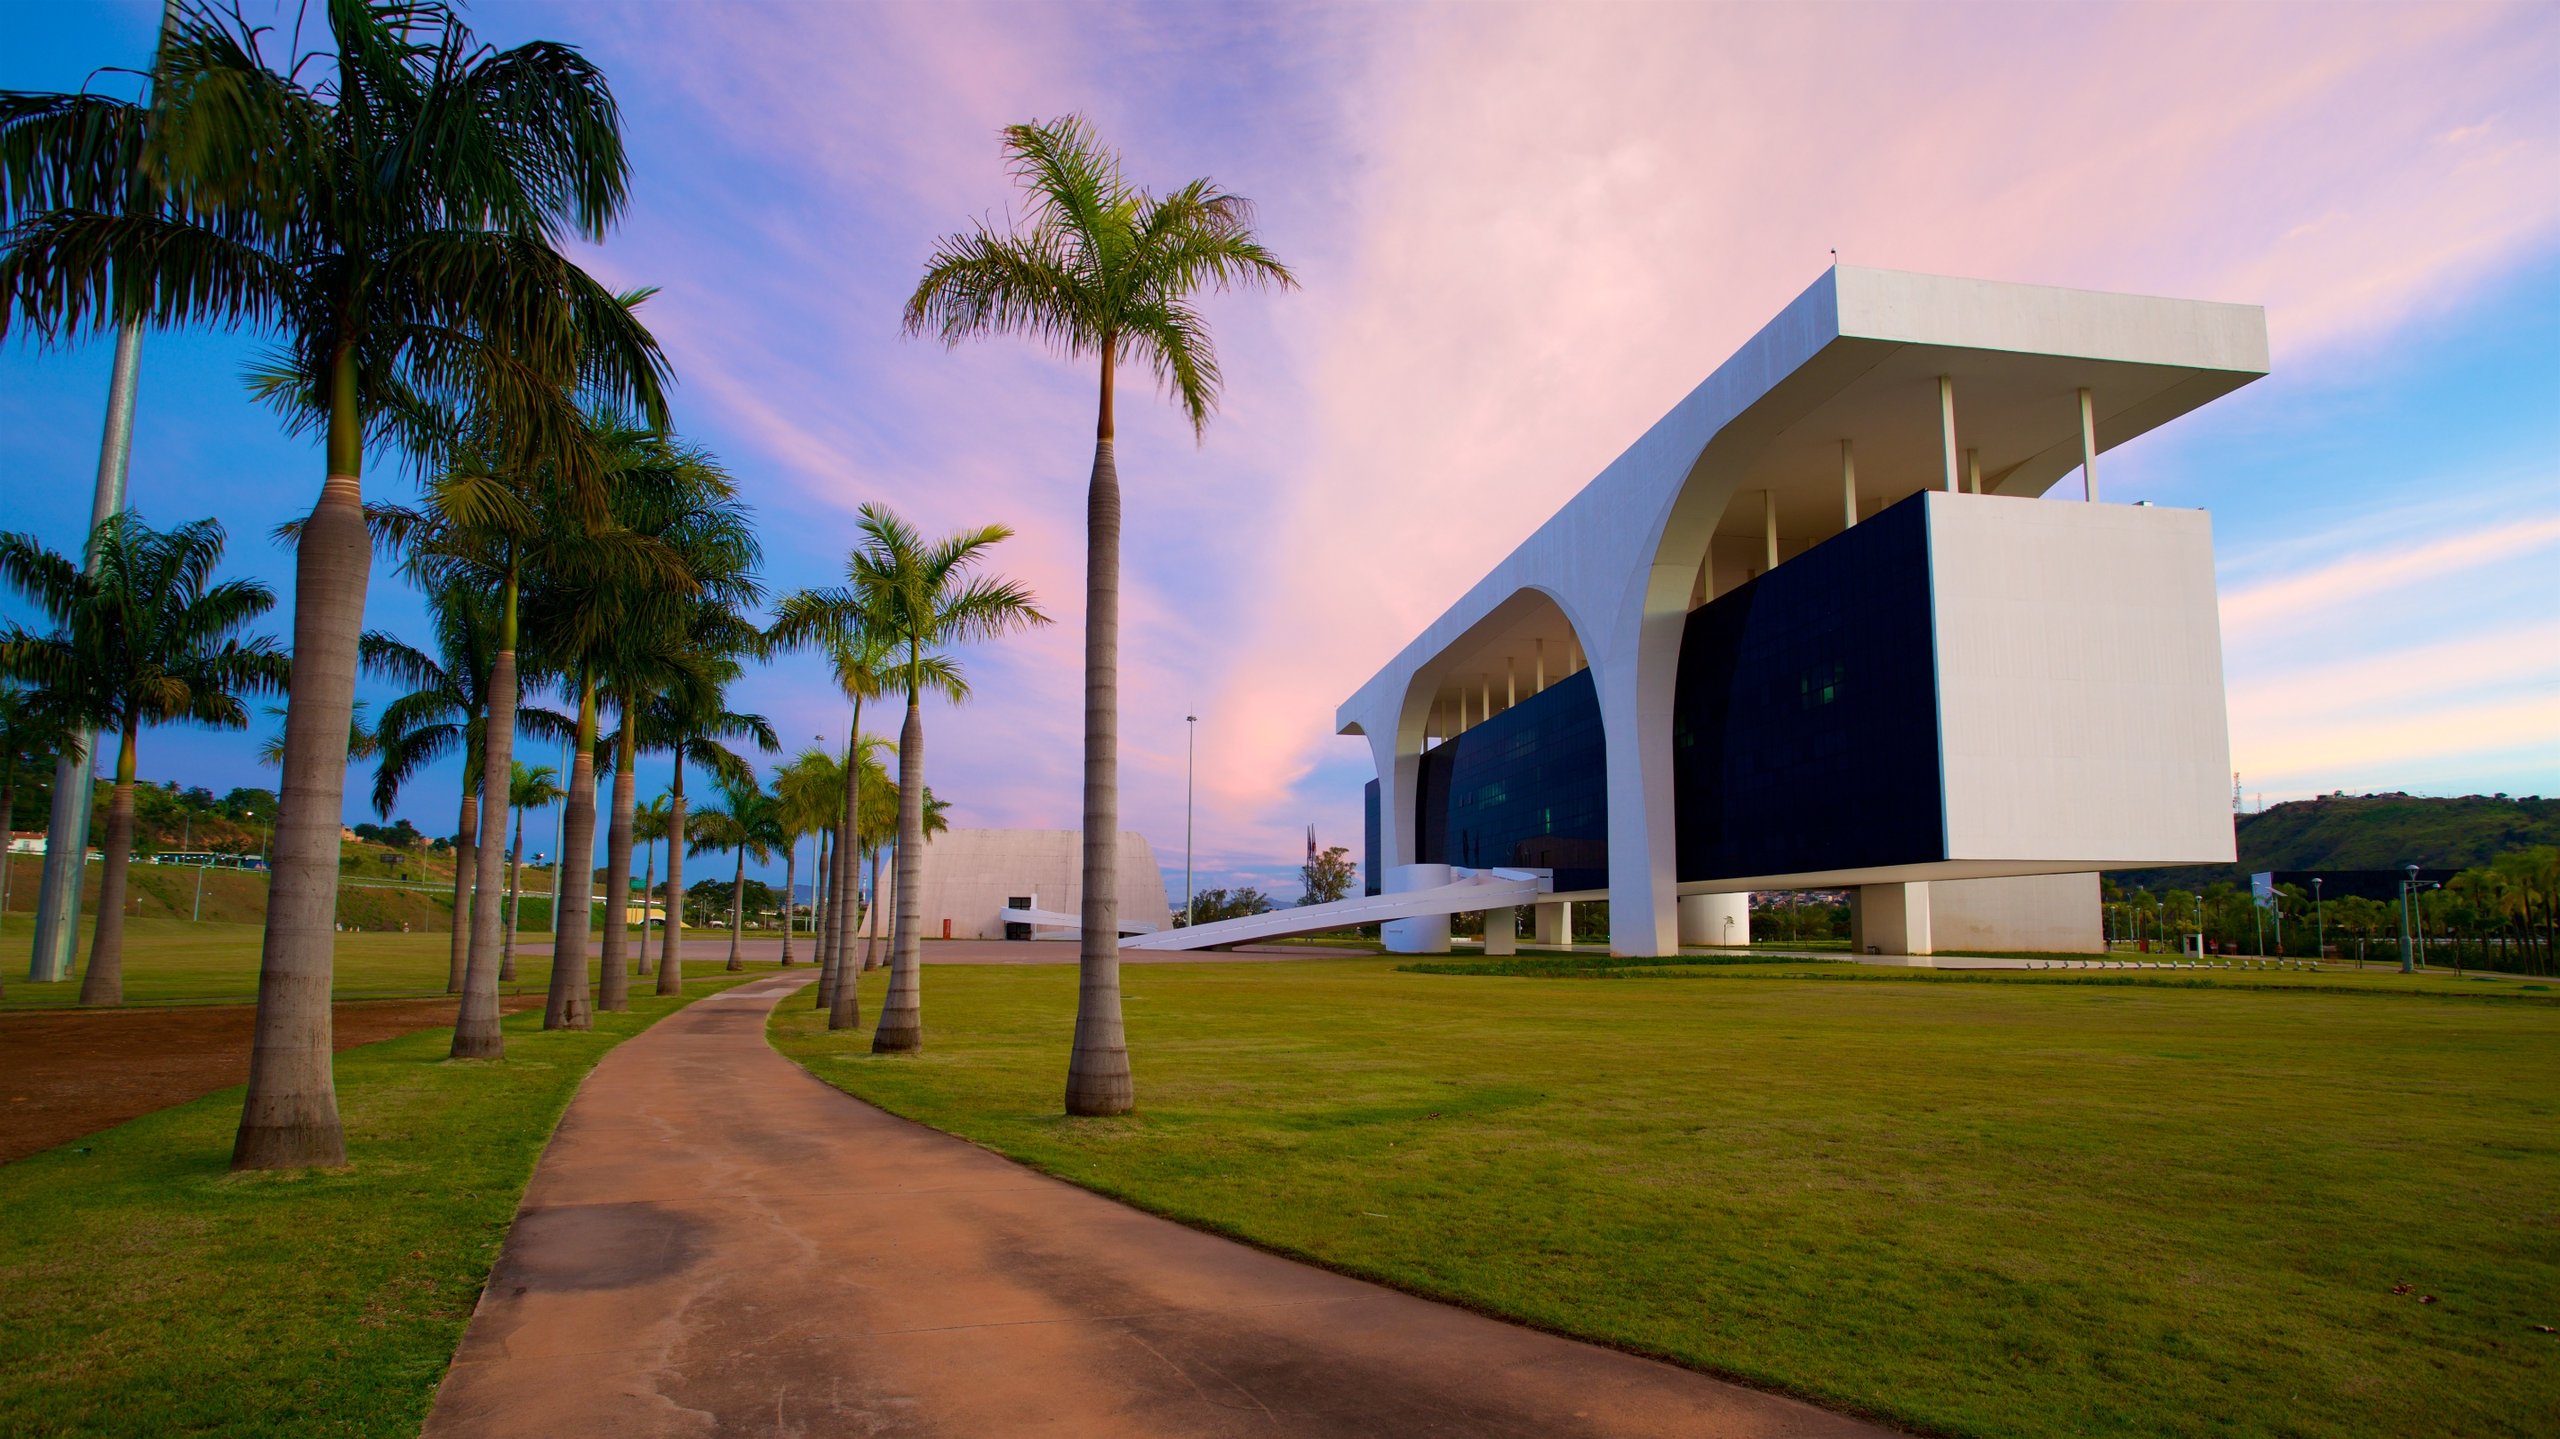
[3,0,1291,1166]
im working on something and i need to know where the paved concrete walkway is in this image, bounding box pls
[425,973,1885,1438]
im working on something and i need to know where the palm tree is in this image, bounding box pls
[905,114,1292,1112]
[581,421,758,1011]
[857,750,902,973]
[0,679,76,940]
[0,0,669,1168]
[255,702,376,770]
[689,771,783,971]
[628,656,775,996]
[501,761,564,989]
[768,596,913,1024]
[361,583,570,993]
[0,515,287,1004]
[813,504,1044,1052]
[772,749,844,970]
[631,792,672,975]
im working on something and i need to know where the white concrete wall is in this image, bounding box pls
[1677,892,1751,946]
[1928,873,2103,954]
[886,829,1170,941]
[1928,495,2234,868]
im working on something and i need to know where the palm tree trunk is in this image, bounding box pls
[814,828,835,1009]
[656,749,686,995]
[447,785,477,994]
[864,845,883,971]
[503,808,525,984]
[454,568,520,1060]
[80,716,141,1006]
[0,768,14,932]
[545,679,599,1029]
[234,394,368,1167]
[726,844,746,971]
[829,702,863,1027]
[874,694,926,1051]
[779,836,798,966]
[599,710,637,1011]
[1066,361,1133,1115]
[637,840,655,977]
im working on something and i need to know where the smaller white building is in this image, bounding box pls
[873,829,1171,942]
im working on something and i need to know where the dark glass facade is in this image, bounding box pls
[1395,494,1948,888]
[1671,493,1945,880]
[1410,670,1612,893]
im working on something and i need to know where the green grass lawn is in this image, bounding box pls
[777,958,2560,1439]
[0,975,754,1438]
[0,917,685,1009]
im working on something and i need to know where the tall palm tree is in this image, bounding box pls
[0,679,77,939]
[768,597,916,1023]
[361,583,569,993]
[772,749,844,970]
[689,771,783,972]
[0,0,669,1168]
[628,657,775,996]
[857,750,902,972]
[820,504,1044,1052]
[631,792,672,975]
[583,421,758,1010]
[501,761,564,988]
[0,515,287,1004]
[905,114,1292,1112]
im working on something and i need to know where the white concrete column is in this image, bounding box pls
[1851,882,1932,955]
[1482,905,1517,956]
[1361,717,1422,875]
[1762,488,1779,571]
[1839,439,1857,529]
[1506,656,1517,708]
[1965,447,1981,495]
[1381,862,1452,954]
[1533,900,1571,945]
[1938,374,1960,492]
[1677,892,1752,947]
[1480,674,1491,722]
[1534,638,1546,693]
[2077,386,2099,502]
[1594,632,1681,958]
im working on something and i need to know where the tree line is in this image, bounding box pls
[2,0,1291,1167]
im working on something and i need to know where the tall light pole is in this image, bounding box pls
[2399,864,2418,973]
[1183,715,1198,927]
[2313,877,2324,967]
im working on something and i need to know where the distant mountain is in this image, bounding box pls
[2110,792,2559,892]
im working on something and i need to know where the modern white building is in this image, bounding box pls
[1336,267,2265,956]
[870,828,1171,942]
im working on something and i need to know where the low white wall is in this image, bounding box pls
[1928,873,2102,954]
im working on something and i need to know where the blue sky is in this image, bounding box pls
[5,1,2556,900]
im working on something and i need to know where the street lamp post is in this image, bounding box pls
[2400,864,2419,973]
[1182,715,1198,928]
[2313,878,2324,967]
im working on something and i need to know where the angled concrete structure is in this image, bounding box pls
[1338,267,2267,955]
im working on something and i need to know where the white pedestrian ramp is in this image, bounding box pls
[1123,866,1551,952]
[996,905,1162,938]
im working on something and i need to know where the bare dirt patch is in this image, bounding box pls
[0,994,540,1164]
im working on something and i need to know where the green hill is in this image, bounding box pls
[2111,792,2559,892]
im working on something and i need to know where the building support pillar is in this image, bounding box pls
[1533,900,1571,946]
[1851,882,1932,956]
[1506,656,1517,708]
[1482,905,1517,956]
[2078,386,2099,502]
[1534,638,1546,693]
[1762,488,1779,571]
[1938,374,1960,492]
[1839,439,1857,529]
[1381,863,1451,955]
[1677,892,1751,947]
[1965,447,1981,495]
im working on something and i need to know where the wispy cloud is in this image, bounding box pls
[2221,515,2560,635]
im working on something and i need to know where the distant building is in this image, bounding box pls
[874,829,1170,942]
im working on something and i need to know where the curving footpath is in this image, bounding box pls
[424,973,1886,1438]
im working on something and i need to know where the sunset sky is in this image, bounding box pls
[6,1,2557,898]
